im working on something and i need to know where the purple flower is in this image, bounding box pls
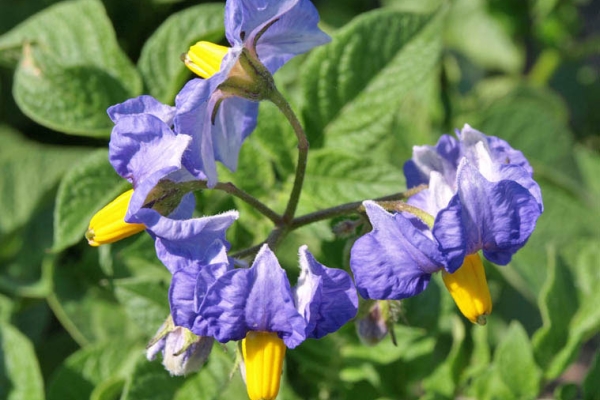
[170,244,358,348]
[175,0,330,186]
[106,95,238,268]
[350,125,543,300]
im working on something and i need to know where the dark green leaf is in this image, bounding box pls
[0,0,141,136]
[583,350,600,400]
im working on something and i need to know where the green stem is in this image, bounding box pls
[177,180,281,224]
[290,185,426,229]
[231,185,427,260]
[268,88,309,225]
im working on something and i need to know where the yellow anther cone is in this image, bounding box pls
[442,253,492,325]
[242,331,286,400]
[184,41,229,79]
[86,189,145,246]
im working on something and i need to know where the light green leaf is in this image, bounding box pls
[302,149,405,209]
[381,0,443,13]
[0,126,90,235]
[0,0,141,137]
[301,7,444,158]
[466,365,515,400]
[138,3,225,103]
[495,321,542,399]
[445,0,522,72]
[0,322,45,400]
[53,149,129,252]
[0,294,12,322]
[47,339,142,400]
[113,278,171,335]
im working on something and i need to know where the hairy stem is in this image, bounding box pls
[268,89,309,225]
[177,180,281,224]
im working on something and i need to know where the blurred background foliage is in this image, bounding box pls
[0,0,599,399]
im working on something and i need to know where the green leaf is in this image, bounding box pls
[495,321,542,399]
[47,255,141,346]
[174,344,247,400]
[466,365,515,400]
[301,7,444,156]
[532,247,578,373]
[0,202,54,297]
[445,0,522,72]
[53,149,129,252]
[583,351,600,400]
[302,149,406,209]
[0,126,91,235]
[543,240,600,379]
[0,0,141,137]
[421,316,468,398]
[554,383,580,400]
[341,325,435,365]
[47,339,142,400]
[0,322,45,400]
[121,355,186,400]
[0,294,12,322]
[113,277,171,335]
[381,0,443,13]
[464,86,581,189]
[138,3,225,103]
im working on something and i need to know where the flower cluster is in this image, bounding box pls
[86,0,543,398]
[86,1,359,399]
[350,125,543,324]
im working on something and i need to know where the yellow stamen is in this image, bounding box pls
[183,41,229,79]
[442,253,492,325]
[86,189,145,246]
[242,331,286,400]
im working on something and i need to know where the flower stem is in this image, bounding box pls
[176,180,281,224]
[231,185,428,260]
[214,182,282,224]
[290,185,427,229]
[268,88,309,225]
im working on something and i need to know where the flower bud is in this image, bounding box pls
[86,189,145,246]
[356,300,392,345]
[442,253,492,325]
[241,331,286,400]
[147,318,214,376]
